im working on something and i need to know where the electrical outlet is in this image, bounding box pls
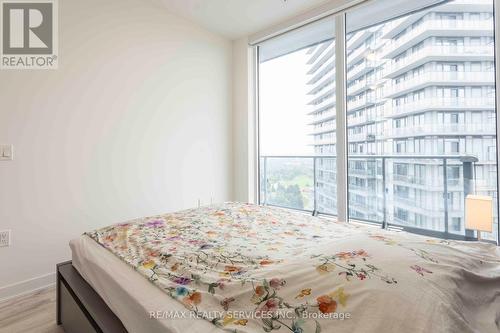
[0,145,13,161]
[0,230,11,247]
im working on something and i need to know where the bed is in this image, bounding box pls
[58,202,500,333]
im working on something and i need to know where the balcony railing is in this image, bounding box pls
[389,123,497,138]
[381,1,494,38]
[347,77,374,96]
[385,45,493,78]
[347,95,376,111]
[308,79,335,96]
[383,19,493,58]
[308,67,335,86]
[309,110,336,125]
[348,60,380,80]
[307,48,335,75]
[347,132,381,142]
[311,123,336,135]
[386,71,494,97]
[259,154,497,241]
[309,96,336,113]
[390,97,495,116]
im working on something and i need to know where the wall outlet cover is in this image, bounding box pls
[0,145,13,161]
[0,230,11,247]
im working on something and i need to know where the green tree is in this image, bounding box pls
[270,183,304,210]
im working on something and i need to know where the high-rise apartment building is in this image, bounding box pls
[307,0,498,238]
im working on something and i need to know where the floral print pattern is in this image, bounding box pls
[311,250,398,284]
[85,202,495,332]
[410,265,433,276]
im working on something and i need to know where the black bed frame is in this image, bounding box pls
[56,261,128,333]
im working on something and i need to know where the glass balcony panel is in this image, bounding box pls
[260,157,314,212]
[316,157,338,215]
[389,158,447,232]
[348,157,384,224]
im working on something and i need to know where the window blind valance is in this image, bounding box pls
[256,0,447,63]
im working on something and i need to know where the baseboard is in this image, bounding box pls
[0,272,56,303]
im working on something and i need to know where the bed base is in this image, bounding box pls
[56,261,128,333]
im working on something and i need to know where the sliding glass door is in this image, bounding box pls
[257,0,499,243]
[258,17,336,214]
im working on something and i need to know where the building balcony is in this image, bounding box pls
[346,29,371,50]
[307,41,333,66]
[440,0,493,11]
[393,174,425,186]
[308,64,335,85]
[349,199,373,211]
[474,178,498,191]
[311,123,336,135]
[392,200,445,219]
[313,137,336,146]
[389,122,497,138]
[348,60,379,81]
[382,0,491,38]
[389,97,495,117]
[348,113,372,126]
[347,45,373,65]
[309,96,336,114]
[308,70,335,89]
[309,111,336,125]
[384,45,494,78]
[348,166,377,177]
[308,88,334,104]
[348,132,381,142]
[393,174,463,191]
[347,95,376,112]
[385,71,494,98]
[380,13,425,40]
[308,78,335,96]
[381,0,493,40]
[349,184,377,195]
[348,113,368,126]
[317,180,337,190]
[382,19,493,59]
[308,49,335,75]
[259,154,483,239]
[347,77,374,96]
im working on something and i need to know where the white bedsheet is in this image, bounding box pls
[71,235,220,333]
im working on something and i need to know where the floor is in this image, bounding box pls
[0,286,64,333]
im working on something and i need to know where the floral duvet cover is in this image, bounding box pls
[86,202,500,333]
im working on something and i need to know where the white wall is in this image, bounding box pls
[0,0,232,299]
[232,38,256,203]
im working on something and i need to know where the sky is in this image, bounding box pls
[259,48,314,156]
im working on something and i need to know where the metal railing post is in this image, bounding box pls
[462,158,476,238]
[313,157,318,216]
[443,158,449,235]
[263,157,268,205]
[382,157,387,229]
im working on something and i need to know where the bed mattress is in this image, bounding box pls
[71,235,220,333]
[73,202,500,333]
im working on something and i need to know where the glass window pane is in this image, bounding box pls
[346,0,498,241]
[258,17,336,213]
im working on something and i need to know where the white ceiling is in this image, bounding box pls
[156,0,332,40]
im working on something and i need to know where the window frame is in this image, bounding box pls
[254,0,500,245]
